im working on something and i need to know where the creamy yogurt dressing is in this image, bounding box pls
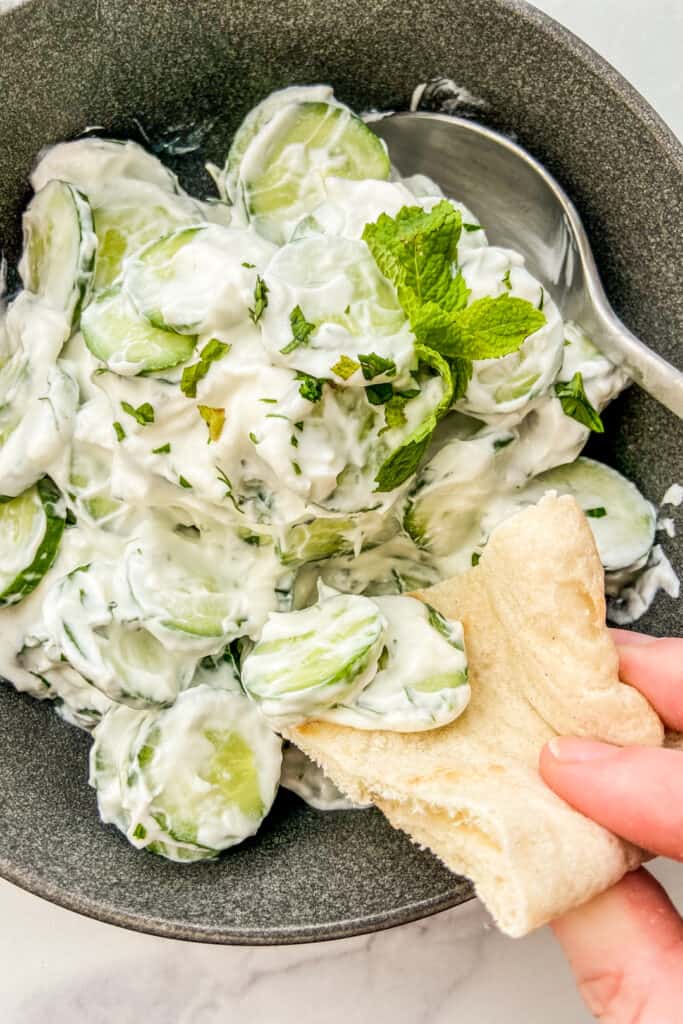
[0,84,677,832]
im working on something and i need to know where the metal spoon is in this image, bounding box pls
[371,112,683,419]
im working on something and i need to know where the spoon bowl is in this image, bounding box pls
[372,113,683,418]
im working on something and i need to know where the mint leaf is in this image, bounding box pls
[331,354,360,380]
[197,404,225,442]
[366,381,394,405]
[358,352,396,380]
[248,275,269,324]
[554,372,604,433]
[374,413,435,492]
[463,222,482,233]
[281,305,316,355]
[414,344,454,418]
[152,442,171,454]
[121,400,154,425]
[178,475,192,489]
[586,506,607,518]
[295,371,324,403]
[180,338,230,398]
[362,200,464,313]
[113,421,125,442]
[415,294,546,360]
[450,357,473,402]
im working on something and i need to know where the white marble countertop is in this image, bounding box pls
[1,2,681,1021]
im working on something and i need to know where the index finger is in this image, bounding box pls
[611,632,683,732]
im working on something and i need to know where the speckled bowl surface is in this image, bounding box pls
[0,0,681,945]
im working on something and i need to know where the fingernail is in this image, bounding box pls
[547,737,619,763]
[612,629,657,647]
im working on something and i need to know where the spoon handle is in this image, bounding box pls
[595,314,683,419]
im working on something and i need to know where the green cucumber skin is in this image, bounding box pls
[0,477,66,607]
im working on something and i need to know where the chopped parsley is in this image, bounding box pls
[151,442,171,454]
[248,274,269,324]
[120,400,155,425]
[113,421,126,442]
[180,338,230,398]
[586,506,607,518]
[280,305,316,354]
[295,371,324,403]
[178,475,193,489]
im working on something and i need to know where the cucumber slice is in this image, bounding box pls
[321,596,470,731]
[89,686,282,861]
[31,137,180,202]
[123,224,275,334]
[457,248,564,417]
[68,441,122,526]
[19,180,96,324]
[277,506,390,566]
[499,457,656,572]
[260,236,413,381]
[223,85,335,202]
[239,102,391,244]
[241,588,386,727]
[81,287,196,374]
[0,478,65,606]
[16,639,112,730]
[92,184,207,290]
[43,561,197,708]
[404,428,512,554]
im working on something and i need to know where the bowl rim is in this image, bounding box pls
[0,0,680,946]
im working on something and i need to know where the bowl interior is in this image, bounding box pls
[0,0,680,943]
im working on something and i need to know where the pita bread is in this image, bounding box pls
[286,494,664,937]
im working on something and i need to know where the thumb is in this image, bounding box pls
[552,869,683,1023]
[540,739,683,859]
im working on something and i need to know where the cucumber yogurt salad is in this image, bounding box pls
[0,84,673,862]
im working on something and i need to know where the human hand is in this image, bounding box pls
[539,631,683,1023]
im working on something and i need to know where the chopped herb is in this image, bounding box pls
[382,395,409,432]
[295,371,324,403]
[259,397,278,404]
[152,442,171,454]
[538,287,545,311]
[290,434,299,448]
[493,435,514,451]
[113,421,126,442]
[291,461,302,476]
[280,305,316,354]
[121,400,155,425]
[178,475,193,489]
[241,261,256,269]
[180,338,230,398]
[248,431,259,444]
[471,552,481,566]
[502,268,512,290]
[463,222,482,232]
[265,413,290,420]
[554,372,604,433]
[586,506,607,518]
[132,823,147,840]
[294,421,304,430]
[248,274,269,324]
[331,354,361,380]
[365,381,394,405]
[197,404,225,442]
[216,467,232,492]
[358,352,397,380]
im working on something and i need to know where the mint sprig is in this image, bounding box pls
[554,372,604,433]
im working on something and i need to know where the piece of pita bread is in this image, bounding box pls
[286,494,664,937]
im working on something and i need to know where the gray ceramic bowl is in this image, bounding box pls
[0,0,681,945]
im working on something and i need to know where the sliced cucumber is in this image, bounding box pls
[276,507,390,566]
[241,588,386,727]
[321,596,470,731]
[81,287,196,374]
[457,248,564,417]
[0,478,65,606]
[89,686,282,861]
[239,102,391,244]
[223,85,336,202]
[124,528,248,652]
[92,183,207,290]
[16,639,112,730]
[31,137,180,202]
[260,235,413,381]
[123,224,275,334]
[19,180,96,324]
[43,561,197,708]
[68,441,123,526]
[496,457,656,572]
